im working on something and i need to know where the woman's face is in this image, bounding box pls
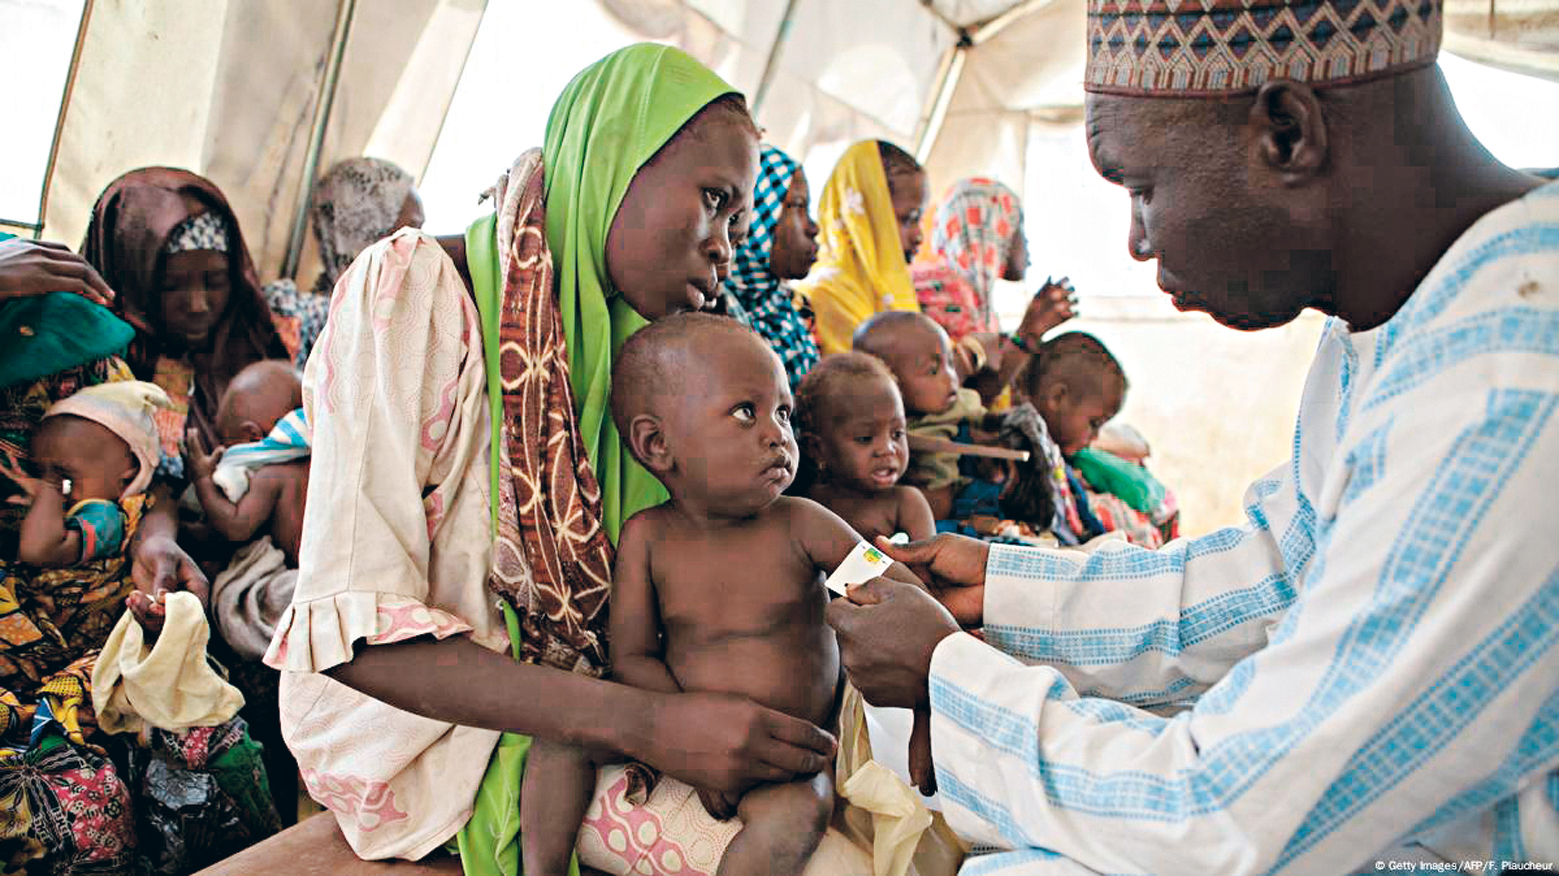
[768,169,820,280]
[395,189,426,233]
[157,249,231,348]
[607,105,761,321]
[1003,224,1030,282]
[888,170,928,263]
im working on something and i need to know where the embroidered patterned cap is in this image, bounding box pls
[1085,0,1443,97]
[163,210,230,255]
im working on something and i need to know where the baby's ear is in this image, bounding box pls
[800,430,822,461]
[240,420,266,443]
[1039,380,1070,414]
[629,415,672,474]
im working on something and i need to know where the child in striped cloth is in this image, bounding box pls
[185,360,309,568]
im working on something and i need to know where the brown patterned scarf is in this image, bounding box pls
[484,150,615,676]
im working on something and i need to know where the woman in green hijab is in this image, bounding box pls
[264,44,838,875]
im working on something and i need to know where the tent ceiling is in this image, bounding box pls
[23,0,1559,283]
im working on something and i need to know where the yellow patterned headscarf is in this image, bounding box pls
[795,140,920,355]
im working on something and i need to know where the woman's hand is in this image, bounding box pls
[0,239,114,307]
[129,533,210,634]
[872,533,989,626]
[827,577,961,709]
[1016,276,1077,343]
[645,691,837,794]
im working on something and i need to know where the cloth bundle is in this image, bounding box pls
[91,591,245,735]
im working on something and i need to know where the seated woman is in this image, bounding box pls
[722,144,821,389]
[308,156,424,294]
[913,178,1077,406]
[0,234,277,873]
[82,168,296,479]
[81,167,305,817]
[795,140,927,356]
[265,44,878,875]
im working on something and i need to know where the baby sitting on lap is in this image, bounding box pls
[853,311,1007,522]
[523,314,927,876]
[185,360,309,567]
[795,352,936,545]
[12,381,172,628]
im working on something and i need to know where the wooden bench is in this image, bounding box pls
[197,812,463,875]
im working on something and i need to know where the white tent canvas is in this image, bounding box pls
[3,0,1555,531]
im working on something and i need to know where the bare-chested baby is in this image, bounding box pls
[521,313,927,876]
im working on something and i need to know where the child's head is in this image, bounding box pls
[36,381,170,501]
[876,141,927,264]
[612,313,797,516]
[795,353,908,494]
[216,360,303,447]
[852,310,960,417]
[1023,332,1127,455]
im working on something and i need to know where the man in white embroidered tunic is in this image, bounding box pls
[826,0,1559,871]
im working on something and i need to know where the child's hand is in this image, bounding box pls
[184,428,223,482]
[1,455,46,506]
[696,787,743,821]
[909,705,937,795]
[1018,276,1078,341]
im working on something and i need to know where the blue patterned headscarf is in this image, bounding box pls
[723,144,819,390]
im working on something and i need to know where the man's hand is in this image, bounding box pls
[873,534,989,626]
[646,691,836,794]
[827,577,961,710]
[129,534,209,635]
[0,239,114,307]
[908,706,937,795]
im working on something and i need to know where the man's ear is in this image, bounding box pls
[629,414,673,474]
[1251,80,1328,185]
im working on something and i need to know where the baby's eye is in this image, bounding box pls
[704,189,728,213]
[891,429,905,440]
[731,403,756,424]
[776,406,791,425]
[855,435,873,445]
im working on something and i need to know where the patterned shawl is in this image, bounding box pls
[309,157,416,294]
[920,178,1023,336]
[793,140,920,355]
[723,144,819,389]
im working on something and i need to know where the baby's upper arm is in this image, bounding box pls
[790,497,869,575]
[893,486,936,542]
[608,511,662,657]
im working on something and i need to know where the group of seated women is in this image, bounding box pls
[0,42,1172,876]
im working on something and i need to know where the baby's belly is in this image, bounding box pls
[666,630,840,727]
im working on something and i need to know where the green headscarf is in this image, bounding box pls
[543,42,737,539]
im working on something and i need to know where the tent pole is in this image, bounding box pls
[752,0,802,116]
[34,0,95,240]
[281,0,358,281]
[970,0,1059,45]
[916,40,967,164]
